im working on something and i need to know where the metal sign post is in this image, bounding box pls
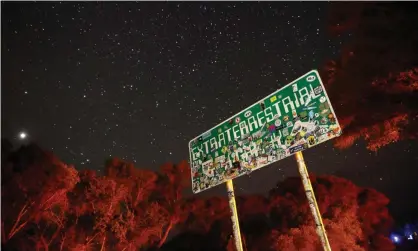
[226,179,244,251]
[295,151,332,251]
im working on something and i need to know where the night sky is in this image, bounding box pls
[2,2,418,224]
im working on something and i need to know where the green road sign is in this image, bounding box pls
[188,70,342,194]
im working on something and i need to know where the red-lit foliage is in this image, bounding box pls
[1,144,79,250]
[1,143,395,251]
[266,175,389,251]
[322,3,418,151]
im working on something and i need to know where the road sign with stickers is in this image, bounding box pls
[188,70,342,194]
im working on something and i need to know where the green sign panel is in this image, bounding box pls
[188,70,342,194]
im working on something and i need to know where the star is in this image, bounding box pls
[19,132,27,140]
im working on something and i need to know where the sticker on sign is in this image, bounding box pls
[188,70,342,194]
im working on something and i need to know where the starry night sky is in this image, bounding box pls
[2,2,418,223]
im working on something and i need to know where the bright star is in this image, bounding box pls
[19,132,27,139]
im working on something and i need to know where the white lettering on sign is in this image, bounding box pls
[193,83,322,155]
[239,121,250,136]
[209,137,218,151]
[256,111,265,126]
[264,107,274,123]
[232,125,240,139]
[282,96,295,114]
[247,116,258,131]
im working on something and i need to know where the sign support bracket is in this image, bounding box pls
[226,179,244,251]
[295,151,332,251]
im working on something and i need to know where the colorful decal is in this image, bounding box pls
[189,70,342,194]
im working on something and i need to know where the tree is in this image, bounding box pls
[1,142,396,251]
[271,226,322,251]
[65,170,130,250]
[182,197,230,233]
[1,144,79,250]
[105,158,158,208]
[270,208,365,251]
[267,175,394,251]
[155,161,191,248]
[322,3,418,151]
[357,188,395,250]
